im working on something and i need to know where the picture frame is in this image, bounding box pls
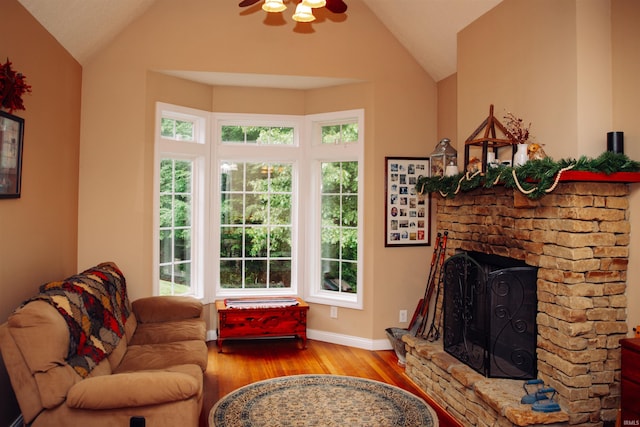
[384,157,431,247]
[0,111,24,199]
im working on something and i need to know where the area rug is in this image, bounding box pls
[209,374,439,426]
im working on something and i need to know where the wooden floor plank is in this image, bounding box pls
[199,338,461,427]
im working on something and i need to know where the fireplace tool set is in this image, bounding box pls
[385,231,448,366]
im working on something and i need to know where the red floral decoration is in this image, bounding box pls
[503,112,532,144]
[0,58,32,113]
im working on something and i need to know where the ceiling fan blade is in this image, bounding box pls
[239,0,261,7]
[325,0,347,13]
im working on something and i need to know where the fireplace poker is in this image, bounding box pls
[425,231,448,341]
[417,231,447,337]
[409,232,441,336]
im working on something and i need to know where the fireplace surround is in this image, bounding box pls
[404,181,633,426]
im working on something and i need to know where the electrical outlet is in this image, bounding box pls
[330,306,338,319]
[399,309,408,323]
[635,325,640,338]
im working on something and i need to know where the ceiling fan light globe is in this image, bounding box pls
[292,3,316,22]
[302,0,327,8]
[262,0,287,13]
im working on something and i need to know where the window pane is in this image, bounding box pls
[161,118,175,138]
[174,229,191,261]
[160,118,195,142]
[175,120,194,141]
[220,260,242,288]
[176,262,191,288]
[246,163,268,190]
[321,125,341,144]
[342,261,357,293]
[269,260,291,288]
[270,163,292,192]
[321,227,340,259]
[270,194,291,224]
[221,125,246,143]
[245,127,262,144]
[321,162,341,193]
[264,127,294,145]
[221,125,294,145]
[245,226,268,257]
[320,161,359,296]
[321,195,340,226]
[159,195,172,227]
[245,193,266,225]
[160,159,173,192]
[220,163,244,192]
[174,161,192,192]
[342,161,359,193]
[321,259,340,291]
[159,230,172,263]
[245,260,267,288]
[321,123,358,144]
[342,195,357,227]
[341,228,358,261]
[219,160,293,290]
[174,195,191,227]
[220,193,244,225]
[270,227,291,257]
[220,227,243,258]
[341,123,358,143]
[158,157,194,296]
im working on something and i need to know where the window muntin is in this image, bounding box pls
[320,161,358,295]
[219,161,293,290]
[321,122,358,144]
[221,125,294,145]
[159,158,194,295]
[161,117,197,142]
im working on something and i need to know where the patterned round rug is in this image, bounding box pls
[209,374,439,427]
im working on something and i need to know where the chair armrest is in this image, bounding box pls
[132,296,202,323]
[66,370,200,409]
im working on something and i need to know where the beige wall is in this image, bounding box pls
[79,0,438,341]
[454,0,640,336]
[612,0,640,335]
[0,0,81,422]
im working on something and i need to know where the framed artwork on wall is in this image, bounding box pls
[384,157,431,247]
[0,111,24,199]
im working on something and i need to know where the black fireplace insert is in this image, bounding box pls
[443,251,538,379]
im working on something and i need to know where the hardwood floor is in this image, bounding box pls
[199,338,461,427]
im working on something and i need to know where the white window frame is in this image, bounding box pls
[211,113,304,299]
[304,109,365,309]
[154,103,210,300]
[154,104,364,309]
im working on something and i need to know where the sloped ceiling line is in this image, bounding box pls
[17,0,501,84]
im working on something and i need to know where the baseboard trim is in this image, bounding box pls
[206,329,393,351]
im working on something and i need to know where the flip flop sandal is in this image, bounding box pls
[521,378,544,404]
[532,387,561,413]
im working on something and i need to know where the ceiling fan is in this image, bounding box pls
[239,0,348,15]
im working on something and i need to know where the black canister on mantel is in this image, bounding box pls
[607,131,624,154]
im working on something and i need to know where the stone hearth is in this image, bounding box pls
[404,181,631,427]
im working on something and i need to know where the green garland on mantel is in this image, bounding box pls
[416,151,640,200]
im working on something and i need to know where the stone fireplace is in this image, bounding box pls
[403,181,631,426]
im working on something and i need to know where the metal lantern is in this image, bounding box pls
[429,138,457,177]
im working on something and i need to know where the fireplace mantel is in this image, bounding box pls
[553,171,640,183]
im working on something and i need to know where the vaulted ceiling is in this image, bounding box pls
[17,0,501,83]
